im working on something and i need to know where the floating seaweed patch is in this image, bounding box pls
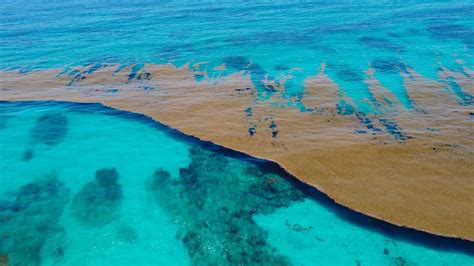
[70,168,122,227]
[146,147,305,265]
[30,112,69,146]
[0,174,70,265]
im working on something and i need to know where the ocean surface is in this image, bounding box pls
[1,1,474,265]
[0,101,472,265]
[1,1,473,110]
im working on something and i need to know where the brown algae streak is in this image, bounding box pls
[0,62,473,241]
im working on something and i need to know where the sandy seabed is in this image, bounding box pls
[1,63,473,241]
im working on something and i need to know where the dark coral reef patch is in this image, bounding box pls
[0,174,70,265]
[22,149,34,161]
[22,112,69,161]
[70,168,122,227]
[146,147,305,265]
[30,112,69,146]
[116,223,138,243]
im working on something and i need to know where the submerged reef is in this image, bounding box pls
[22,149,34,161]
[116,223,138,243]
[70,168,122,227]
[147,147,305,265]
[0,174,70,266]
[31,112,69,146]
[0,113,14,130]
[23,112,69,161]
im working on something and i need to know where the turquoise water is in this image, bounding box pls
[0,101,473,265]
[1,1,474,265]
[1,1,473,111]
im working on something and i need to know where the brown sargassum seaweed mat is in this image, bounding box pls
[1,63,473,241]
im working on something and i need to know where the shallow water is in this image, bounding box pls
[0,101,472,265]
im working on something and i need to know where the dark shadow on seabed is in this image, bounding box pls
[1,100,473,257]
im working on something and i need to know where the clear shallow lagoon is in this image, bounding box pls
[0,101,472,265]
